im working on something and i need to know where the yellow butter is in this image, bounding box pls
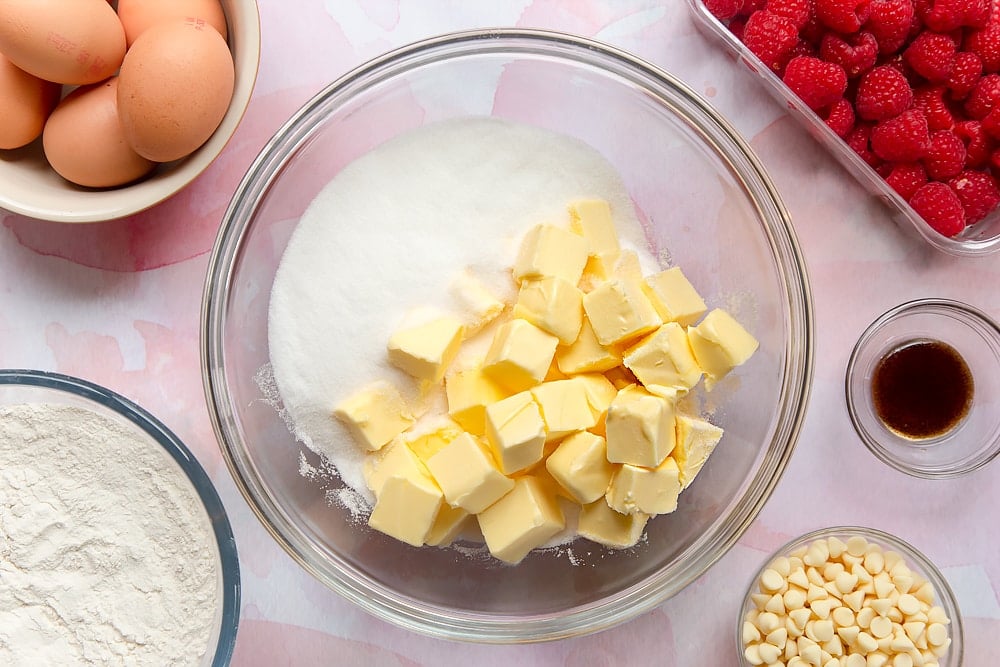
[555,315,622,375]
[604,366,638,390]
[611,249,644,285]
[364,436,427,496]
[605,456,681,515]
[426,432,514,513]
[445,367,508,435]
[387,316,465,382]
[512,276,583,345]
[405,424,462,463]
[686,308,759,384]
[674,415,724,489]
[529,379,598,441]
[572,373,618,420]
[482,318,559,393]
[333,380,415,452]
[513,223,589,285]
[577,499,649,549]
[425,504,470,547]
[578,253,614,293]
[605,384,676,468]
[477,476,565,564]
[545,430,614,504]
[569,199,621,257]
[450,270,506,334]
[622,322,704,393]
[642,266,708,326]
[484,390,547,475]
[582,278,662,347]
[367,471,443,547]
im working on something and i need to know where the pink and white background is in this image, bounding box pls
[1,1,998,664]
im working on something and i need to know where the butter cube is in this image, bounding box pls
[674,415,724,489]
[387,316,465,382]
[545,431,614,504]
[530,379,598,441]
[513,276,583,345]
[611,249,644,285]
[333,381,415,451]
[426,432,514,513]
[425,504,470,547]
[477,476,565,564]
[622,322,704,393]
[405,424,462,463]
[606,456,681,515]
[513,224,589,285]
[364,436,427,496]
[555,315,622,374]
[643,267,707,326]
[572,373,618,420]
[445,367,508,435]
[484,391,547,474]
[582,278,662,346]
[605,385,676,468]
[367,471,443,547]
[483,319,559,392]
[577,500,649,549]
[687,308,759,383]
[569,199,621,257]
[451,271,505,334]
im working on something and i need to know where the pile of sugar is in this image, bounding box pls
[268,117,655,504]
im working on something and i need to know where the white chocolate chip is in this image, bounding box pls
[807,584,829,603]
[836,572,860,595]
[869,616,892,639]
[897,594,920,616]
[925,623,947,647]
[827,536,848,559]
[857,631,878,653]
[857,607,875,629]
[870,598,893,617]
[790,608,812,632]
[745,643,765,665]
[811,598,838,620]
[744,621,762,644]
[824,562,846,581]
[785,588,807,611]
[912,582,935,606]
[789,568,811,590]
[771,556,792,577]
[766,593,787,614]
[925,606,948,626]
[832,606,856,628]
[874,573,895,599]
[800,642,821,665]
[838,625,860,646]
[845,655,866,667]
[902,621,925,644]
[758,642,781,663]
[864,550,885,575]
[807,567,826,587]
[843,590,866,612]
[846,536,868,558]
[761,568,785,592]
[758,612,782,633]
[767,627,789,649]
[813,619,835,643]
[893,574,914,595]
[892,653,912,667]
[867,654,889,667]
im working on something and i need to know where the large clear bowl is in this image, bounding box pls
[201,29,814,642]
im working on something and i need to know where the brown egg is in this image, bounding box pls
[117,0,227,46]
[117,19,235,163]
[42,77,156,188]
[0,52,61,149]
[0,0,125,85]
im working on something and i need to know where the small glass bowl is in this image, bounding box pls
[846,299,1000,479]
[737,526,964,667]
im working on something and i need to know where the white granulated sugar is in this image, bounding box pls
[0,404,219,666]
[269,117,653,504]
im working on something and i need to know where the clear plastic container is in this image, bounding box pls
[686,0,1000,257]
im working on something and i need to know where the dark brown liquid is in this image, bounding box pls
[871,339,974,440]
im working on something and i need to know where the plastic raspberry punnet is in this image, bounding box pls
[871,108,933,161]
[820,31,879,77]
[856,65,915,120]
[783,56,849,110]
[909,181,967,235]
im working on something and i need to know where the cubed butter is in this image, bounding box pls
[572,373,618,420]
[483,319,559,392]
[484,391,547,474]
[673,415,724,489]
[622,322,704,393]
[545,431,615,504]
[687,308,759,383]
[405,424,462,463]
[569,199,620,257]
[450,271,505,334]
[425,504,470,547]
[387,316,465,382]
[577,499,649,549]
[611,249,644,285]
[513,276,583,345]
[426,432,514,513]
[477,476,565,564]
[606,456,681,515]
[513,224,588,285]
[582,278,662,346]
[364,436,427,496]
[605,384,676,468]
[367,471,443,547]
[555,315,622,374]
[529,379,598,441]
[333,381,415,451]
[642,267,708,327]
[445,367,508,435]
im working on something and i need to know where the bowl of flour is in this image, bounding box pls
[0,370,239,666]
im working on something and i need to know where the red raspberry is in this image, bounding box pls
[871,108,932,161]
[847,122,884,166]
[787,38,819,63]
[904,32,959,82]
[823,97,857,135]
[913,85,957,130]
[923,130,968,177]
[920,0,992,31]
[866,0,917,54]
[947,51,984,97]
[820,31,879,77]
[954,119,994,165]
[767,0,815,28]
[743,10,801,73]
[988,145,1000,170]
[817,0,871,32]
[856,65,915,120]
[738,0,769,15]
[965,23,1000,72]
[783,56,849,109]
[982,104,1000,137]
[909,182,966,234]
[964,72,1000,117]
[800,10,828,42]
[886,162,930,199]
[705,0,746,19]
[949,168,1000,222]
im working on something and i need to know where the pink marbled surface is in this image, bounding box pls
[1,1,998,665]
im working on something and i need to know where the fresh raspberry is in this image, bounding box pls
[705,0,746,20]
[800,10,828,42]
[914,85,957,130]
[783,56,849,109]
[885,162,930,199]
[767,0,815,28]
[954,118,994,165]
[904,32,959,82]
[847,122,884,166]
[856,65,915,120]
[871,108,933,161]
[816,0,871,32]
[988,145,1000,170]
[946,51,984,97]
[866,0,916,54]
[920,0,992,31]
[787,38,819,63]
[948,168,1000,221]
[909,182,967,234]
[820,31,879,77]
[964,72,1000,117]
[982,104,1000,136]
[823,97,857,135]
[965,23,1000,71]
[923,130,968,177]
[738,0,769,16]
[743,10,801,73]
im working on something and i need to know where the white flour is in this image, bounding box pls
[0,403,220,666]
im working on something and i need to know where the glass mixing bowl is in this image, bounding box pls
[202,29,814,642]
